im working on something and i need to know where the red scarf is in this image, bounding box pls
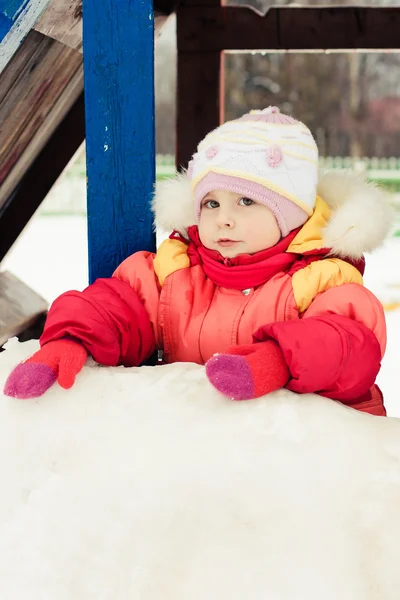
[181,226,300,289]
[169,226,365,290]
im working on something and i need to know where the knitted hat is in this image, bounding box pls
[189,106,319,237]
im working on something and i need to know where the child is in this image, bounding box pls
[4,107,392,416]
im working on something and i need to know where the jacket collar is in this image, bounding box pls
[184,226,300,289]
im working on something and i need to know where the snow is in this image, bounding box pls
[1,338,400,598]
[2,216,88,302]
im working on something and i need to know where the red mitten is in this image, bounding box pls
[4,338,88,399]
[206,340,290,400]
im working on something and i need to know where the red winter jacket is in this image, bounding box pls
[40,196,387,416]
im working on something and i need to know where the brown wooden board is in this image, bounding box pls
[0,92,85,262]
[0,30,82,202]
[0,66,83,211]
[176,51,222,168]
[34,0,83,51]
[178,6,400,52]
[0,271,47,347]
[176,0,222,167]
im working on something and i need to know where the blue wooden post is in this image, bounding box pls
[82,0,156,283]
[0,0,51,72]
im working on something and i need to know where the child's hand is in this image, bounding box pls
[4,339,87,399]
[206,340,289,400]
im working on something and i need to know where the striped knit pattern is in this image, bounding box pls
[190,107,319,236]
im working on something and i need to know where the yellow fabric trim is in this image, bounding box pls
[153,238,190,286]
[282,149,318,165]
[200,121,313,147]
[383,302,400,312]
[292,258,364,313]
[191,167,314,216]
[199,131,317,152]
[287,196,330,254]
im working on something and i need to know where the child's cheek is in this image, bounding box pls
[198,215,209,244]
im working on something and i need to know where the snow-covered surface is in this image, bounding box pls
[2,216,89,302]
[362,237,400,417]
[1,338,400,598]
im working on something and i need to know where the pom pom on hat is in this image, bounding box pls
[189,106,319,237]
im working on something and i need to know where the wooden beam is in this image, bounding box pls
[0,64,83,211]
[0,0,52,73]
[0,30,83,207]
[0,271,47,347]
[153,0,179,13]
[176,50,222,169]
[82,0,156,282]
[0,92,85,262]
[176,0,222,168]
[178,6,400,52]
[175,4,400,164]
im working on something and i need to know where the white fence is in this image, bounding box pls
[38,155,400,216]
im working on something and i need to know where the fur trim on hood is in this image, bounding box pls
[151,172,196,237]
[317,171,394,259]
[152,170,394,259]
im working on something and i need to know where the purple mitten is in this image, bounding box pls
[206,354,255,400]
[4,339,87,399]
[206,341,290,400]
[4,363,57,399]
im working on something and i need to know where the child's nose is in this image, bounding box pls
[216,209,235,228]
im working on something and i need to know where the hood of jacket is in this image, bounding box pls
[152,170,394,260]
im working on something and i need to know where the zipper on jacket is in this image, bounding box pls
[229,288,254,346]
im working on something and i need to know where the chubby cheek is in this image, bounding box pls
[251,221,280,250]
[198,213,213,245]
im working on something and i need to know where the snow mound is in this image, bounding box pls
[1,339,400,599]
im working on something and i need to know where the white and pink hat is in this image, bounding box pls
[188,106,319,237]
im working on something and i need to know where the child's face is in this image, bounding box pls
[198,190,281,258]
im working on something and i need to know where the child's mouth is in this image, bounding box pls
[217,239,239,247]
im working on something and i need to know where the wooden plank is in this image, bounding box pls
[0,270,47,346]
[178,6,400,52]
[176,50,222,169]
[34,0,171,50]
[0,92,85,262]
[0,63,83,210]
[0,30,82,199]
[0,28,52,106]
[0,0,52,73]
[82,0,156,282]
[34,0,83,51]
[176,0,222,168]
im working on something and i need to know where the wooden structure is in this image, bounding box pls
[176,2,400,167]
[0,0,400,343]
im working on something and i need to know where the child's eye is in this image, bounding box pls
[239,197,255,206]
[203,199,219,209]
